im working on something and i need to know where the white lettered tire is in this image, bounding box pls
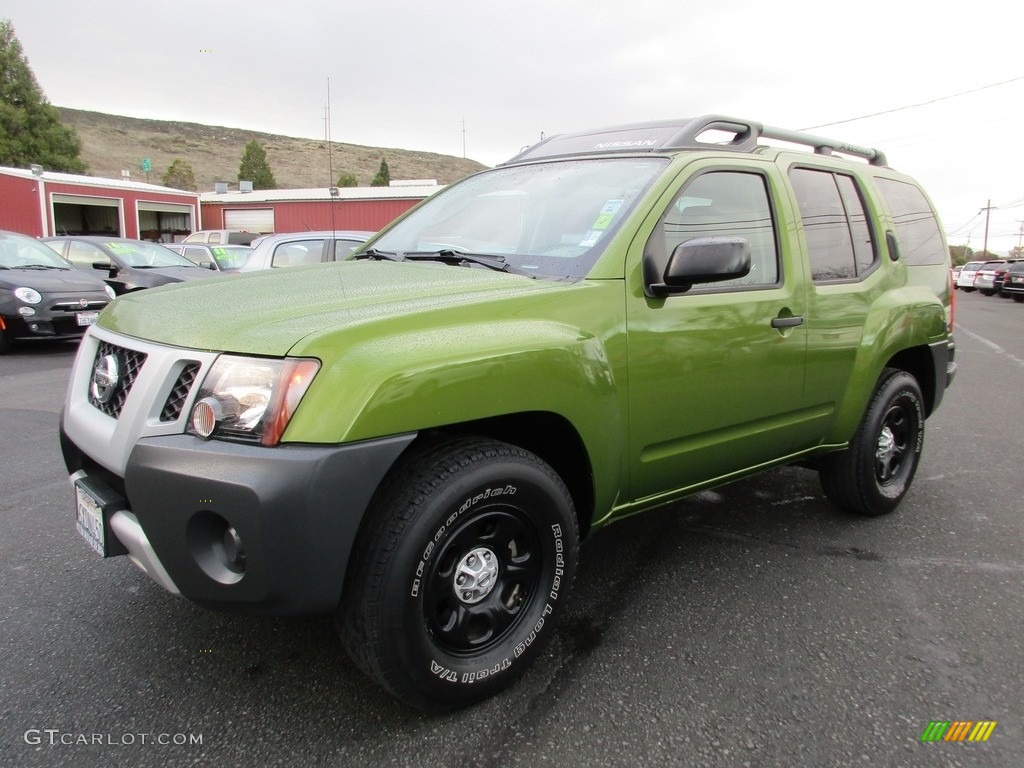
[819,369,925,516]
[338,437,578,710]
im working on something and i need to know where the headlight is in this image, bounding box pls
[14,287,42,304]
[104,285,116,300]
[188,355,320,446]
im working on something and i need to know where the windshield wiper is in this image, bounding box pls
[14,264,67,270]
[353,248,406,262]
[402,250,541,277]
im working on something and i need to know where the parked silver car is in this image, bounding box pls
[164,242,253,273]
[238,230,374,272]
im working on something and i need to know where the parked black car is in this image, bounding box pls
[0,230,115,353]
[42,237,220,294]
[1001,261,1024,302]
[993,259,1022,296]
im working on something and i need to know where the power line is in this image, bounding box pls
[800,75,1024,131]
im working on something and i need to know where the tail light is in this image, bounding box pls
[948,269,956,332]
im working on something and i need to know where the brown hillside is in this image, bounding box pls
[57,107,489,191]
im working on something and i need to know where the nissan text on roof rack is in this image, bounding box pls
[60,115,955,710]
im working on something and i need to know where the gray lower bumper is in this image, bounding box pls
[64,431,415,616]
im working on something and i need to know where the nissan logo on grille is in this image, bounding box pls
[90,354,121,404]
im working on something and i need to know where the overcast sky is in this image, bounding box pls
[5,0,1024,254]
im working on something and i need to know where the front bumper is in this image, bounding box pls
[62,429,414,616]
[0,302,104,341]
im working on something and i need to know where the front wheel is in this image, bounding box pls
[819,369,925,516]
[338,437,578,710]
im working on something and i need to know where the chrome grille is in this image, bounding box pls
[51,300,108,312]
[160,362,201,422]
[88,341,148,418]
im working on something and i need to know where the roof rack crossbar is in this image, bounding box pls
[667,115,886,166]
[757,123,887,166]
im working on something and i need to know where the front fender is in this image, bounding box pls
[283,280,628,513]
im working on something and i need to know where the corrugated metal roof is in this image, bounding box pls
[200,184,445,204]
[0,165,200,197]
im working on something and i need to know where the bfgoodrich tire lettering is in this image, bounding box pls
[819,369,925,516]
[338,437,578,710]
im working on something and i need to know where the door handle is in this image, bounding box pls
[771,315,804,329]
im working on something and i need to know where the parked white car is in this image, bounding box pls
[955,260,985,292]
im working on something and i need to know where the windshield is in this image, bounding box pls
[0,232,73,269]
[106,241,200,268]
[366,158,668,279]
[210,245,252,269]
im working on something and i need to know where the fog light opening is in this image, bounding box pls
[223,526,246,571]
[186,510,246,585]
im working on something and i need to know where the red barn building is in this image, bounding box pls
[198,181,443,235]
[0,166,201,239]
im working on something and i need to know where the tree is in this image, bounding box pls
[336,172,358,187]
[0,19,86,173]
[370,157,391,187]
[949,244,974,266]
[161,159,197,191]
[238,139,277,190]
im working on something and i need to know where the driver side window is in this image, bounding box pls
[67,241,109,268]
[645,171,779,291]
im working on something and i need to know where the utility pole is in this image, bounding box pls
[980,199,995,258]
[462,119,466,159]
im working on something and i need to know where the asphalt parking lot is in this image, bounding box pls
[1,290,1021,768]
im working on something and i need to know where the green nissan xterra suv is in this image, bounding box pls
[61,116,956,710]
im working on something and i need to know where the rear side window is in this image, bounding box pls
[271,239,325,267]
[874,178,945,266]
[789,168,877,282]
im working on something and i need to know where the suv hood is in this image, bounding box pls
[100,261,559,355]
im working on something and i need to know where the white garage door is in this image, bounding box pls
[224,208,274,233]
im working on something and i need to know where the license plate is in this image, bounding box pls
[76,311,99,326]
[75,482,105,556]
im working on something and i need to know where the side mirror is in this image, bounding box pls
[649,237,751,297]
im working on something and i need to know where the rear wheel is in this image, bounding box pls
[819,369,925,516]
[339,437,578,710]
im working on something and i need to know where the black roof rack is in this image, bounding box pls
[504,115,887,167]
